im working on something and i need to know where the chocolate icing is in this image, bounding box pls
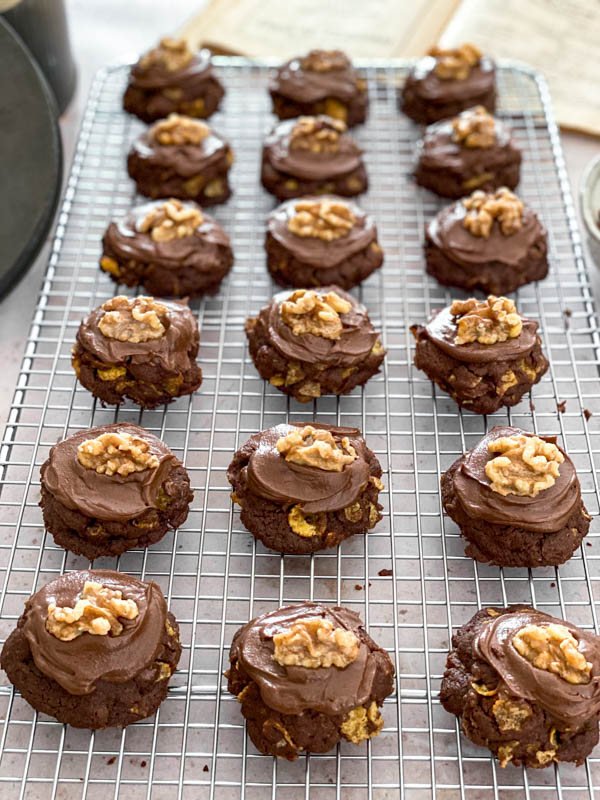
[22,569,167,695]
[407,55,495,102]
[103,200,231,271]
[270,57,361,103]
[129,128,230,178]
[241,422,371,513]
[427,198,545,268]
[77,298,198,372]
[42,423,180,523]
[256,285,379,364]
[453,426,580,532]
[129,48,214,92]
[417,114,515,174]
[231,602,379,715]
[267,197,376,269]
[263,118,362,180]
[474,607,600,727]
[423,305,540,364]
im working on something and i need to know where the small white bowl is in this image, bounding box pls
[580,153,600,267]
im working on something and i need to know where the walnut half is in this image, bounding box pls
[280,289,352,340]
[300,49,350,73]
[98,296,167,343]
[46,580,139,641]
[77,430,160,476]
[451,295,522,345]
[485,434,564,497]
[138,37,194,73]
[429,42,482,80]
[513,622,592,685]
[277,425,357,472]
[463,187,524,237]
[151,113,210,145]
[452,105,495,149]
[138,199,203,242]
[287,199,356,242]
[272,617,360,668]
[289,116,346,154]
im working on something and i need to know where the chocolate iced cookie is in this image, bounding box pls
[72,295,202,408]
[415,106,521,198]
[411,295,548,414]
[127,114,233,206]
[266,196,383,289]
[100,199,233,297]
[245,286,385,402]
[401,43,496,124]
[440,606,600,768]
[425,188,548,294]
[40,423,193,559]
[227,422,383,554]
[226,602,394,759]
[261,116,367,200]
[269,49,368,127]
[0,569,181,729]
[123,37,224,123]
[441,426,591,567]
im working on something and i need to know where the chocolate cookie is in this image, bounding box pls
[415,106,521,198]
[401,43,496,124]
[261,116,367,200]
[265,196,383,289]
[269,49,368,127]
[425,188,548,294]
[226,602,395,759]
[40,423,193,559]
[440,606,600,768]
[127,114,233,206]
[441,426,591,567]
[245,286,385,402]
[72,295,202,408]
[100,199,233,297]
[411,295,548,414]
[123,37,224,123]
[227,422,383,554]
[0,569,181,729]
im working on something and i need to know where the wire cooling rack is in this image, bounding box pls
[0,58,599,800]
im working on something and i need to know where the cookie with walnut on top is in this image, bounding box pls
[227,422,384,554]
[123,37,224,123]
[441,426,591,567]
[72,295,202,409]
[261,115,367,200]
[411,295,548,415]
[269,49,368,127]
[415,106,521,198]
[401,42,496,124]
[127,113,233,206]
[245,286,385,402]
[266,196,383,289]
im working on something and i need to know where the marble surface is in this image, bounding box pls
[0,0,598,433]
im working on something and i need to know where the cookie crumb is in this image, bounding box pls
[378,568,393,576]
[587,542,592,547]
[203,765,209,772]
[557,400,567,413]
[550,582,556,587]
[584,408,593,421]
[355,584,363,591]
[529,400,535,412]
[141,761,147,768]
[564,308,572,330]
[106,757,116,766]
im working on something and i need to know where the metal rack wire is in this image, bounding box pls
[0,58,599,799]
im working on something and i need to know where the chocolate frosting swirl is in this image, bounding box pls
[129,48,214,92]
[267,197,377,269]
[263,118,362,180]
[257,285,379,365]
[77,298,198,372]
[230,602,380,715]
[270,57,360,103]
[407,55,495,102]
[241,422,371,513]
[129,128,230,178]
[22,569,167,695]
[423,305,540,364]
[42,423,180,523]
[474,607,600,727]
[417,114,515,173]
[427,197,545,269]
[453,426,580,532]
[103,200,230,272]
